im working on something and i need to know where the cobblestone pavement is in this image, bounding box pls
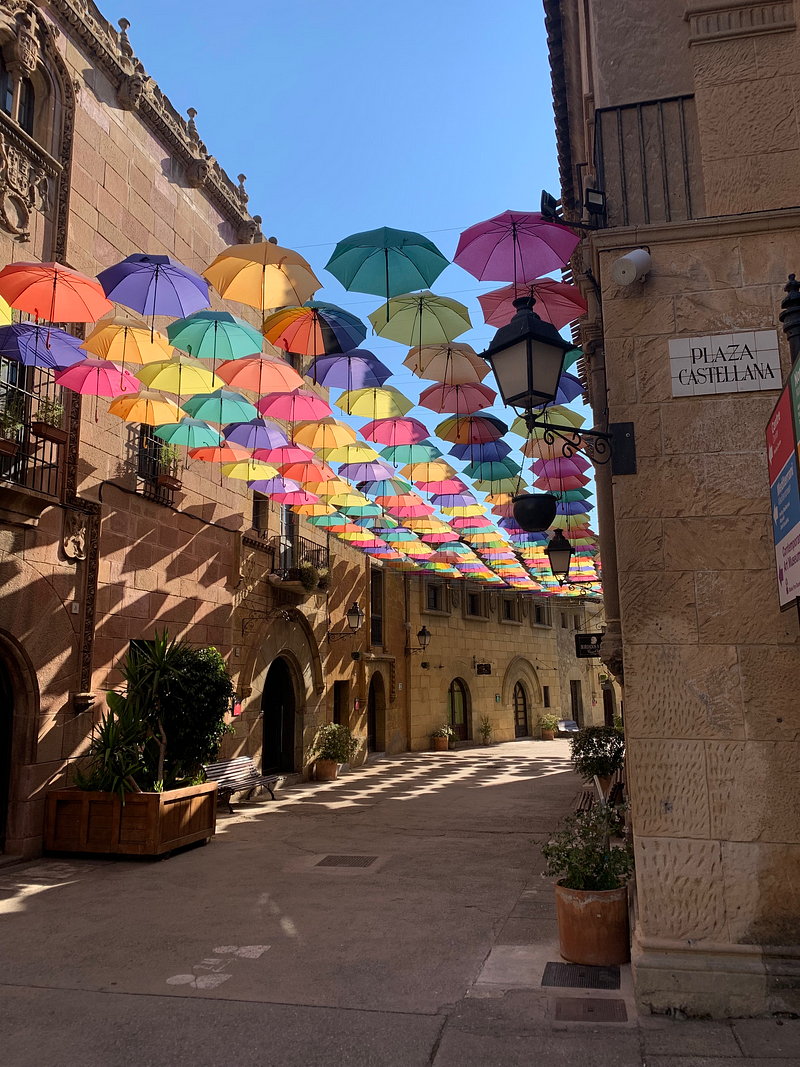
[1,740,798,1066]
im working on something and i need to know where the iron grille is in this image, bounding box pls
[315,855,378,868]
[542,963,621,990]
[0,357,64,498]
[272,533,329,580]
[136,424,175,505]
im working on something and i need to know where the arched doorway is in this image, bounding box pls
[367,673,386,753]
[0,658,13,852]
[513,681,529,738]
[448,678,469,742]
[261,658,296,774]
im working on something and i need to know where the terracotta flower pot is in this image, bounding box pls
[554,882,630,965]
[315,758,338,781]
[541,729,555,741]
[0,437,18,456]
[158,473,183,490]
[433,736,449,751]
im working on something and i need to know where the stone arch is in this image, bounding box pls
[435,657,474,739]
[501,656,543,713]
[366,666,387,753]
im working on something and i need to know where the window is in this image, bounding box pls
[136,424,173,504]
[570,679,584,726]
[18,77,34,136]
[561,612,568,628]
[425,581,447,612]
[466,590,485,618]
[572,614,580,631]
[252,491,269,535]
[0,57,12,116]
[370,566,384,646]
[534,602,550,626]
[333,681,348,727]
[447,678,469,741]
[279,504,297,570]
[501,597,520,622]
[543,685,551,708]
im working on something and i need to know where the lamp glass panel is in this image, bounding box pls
[487,341,530,405]
[547,547,572,577]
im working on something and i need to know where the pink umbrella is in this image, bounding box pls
[535,455,591,477]
[533,472,590,491]
[419,382,496,414]
[415,478,467,494]
[454,211,580,287]
[269,490,319,505]
[360,417,429,445]
[254,443,316,464]
[257,389,332,422]
[478,278,588,329]
[55,358,140,421]
[450,516,494,528]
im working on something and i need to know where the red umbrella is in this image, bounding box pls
[280,461,336,482]
[257,389,332,421]
[359,417,429,446]
[419,382,496,414]
[0,262,113,322]
[478,278,587,329]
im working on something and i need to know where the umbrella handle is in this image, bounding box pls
[150,264,159,341]
[384,249,390,321]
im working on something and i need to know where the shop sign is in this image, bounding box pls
[575,633,602,658]
[670,331,781,396]
[767,385,800,608]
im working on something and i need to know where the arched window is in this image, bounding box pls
[0,56,12,117]
[513,682,529,738]
[447,678,469,742]
[18,77,34,136]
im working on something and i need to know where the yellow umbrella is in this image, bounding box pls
[305,478,353,497]
[0,295,12,325]
[486,492,513,505]
[135,354,223,396]
[203,242,321,318]
[401,541,433,556]
[108,389,183,425]
[403,519,443,533]
[401,460,455,481]
[440,504,487,517]
[221,460,279,481]
[335,387,413,418]
[292,502,336,516]
[328,492,372,508]
[322,443,381,463]
[337,529,378,542]
[292,418,357,451]
[83,316,172,366]
[403,342,488,385]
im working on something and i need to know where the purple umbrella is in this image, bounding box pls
[533,371,584,408]
[247,476,301,494]
[307,349,392,389]
[223,418,289,450]
[557,499,594,515]
[0,323,86,369]
[429,493,477,507]
[454,211,580,288]
[97,254,210,323]
[338,460,395,482]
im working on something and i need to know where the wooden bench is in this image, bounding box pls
[575,767,626,813]
[203,757,280,813]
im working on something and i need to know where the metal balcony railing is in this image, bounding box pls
[0,358,64,498]
[272,534,329,580]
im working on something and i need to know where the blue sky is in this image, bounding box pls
[122,0,587,515]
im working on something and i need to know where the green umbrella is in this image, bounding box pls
[181,389,258,424]
[463,459,522,480]
[324,227,449,314]
[154,417,222,448]
[166,311,263,368]
[368,291,471,346]
[380,442,442,465]
[307,513,348,527]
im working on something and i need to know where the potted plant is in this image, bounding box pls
[479,714,493,745]
[316,566,332,592]
[298,559,320,593]
[31,394,68,444]
[310,722,359,781]
[569,724,625,794]
[538,713,559,740]
[157,442,183,490]
[45,631,234,857]
[542,805,634,965]
[0,396,24,456]
[431,724,454,751]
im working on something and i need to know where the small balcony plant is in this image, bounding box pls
[316,566,332,592]
[157,442,183,491]
[31,394,67,444]
[431,724,454,751]
[0,396,24,456]
[310,722,359,781]
[538,713,559,740]
[297,559,320,593]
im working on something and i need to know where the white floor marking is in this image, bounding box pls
[166,945,270,989]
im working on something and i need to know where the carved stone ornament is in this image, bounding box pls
[62,508,87,560]
[116,67,151,111]
[451,588,460,608]
[186,154,214,189]
[0,126,55,239]
[9,10,39,76]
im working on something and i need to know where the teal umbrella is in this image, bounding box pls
[181,389,258,424]
[463,459,522,480]
[339,503,383,516]
[154,417,222,448]
[307,513,348,527]
[324,227,449,314]
[381,442,442,465]
[167,311,263,367]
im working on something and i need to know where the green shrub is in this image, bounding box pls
[310,723,359,764]
[431,724,454,739]
[569,725,625,781]
[479,715,493,740]
[298,560,319,592]
[538,713,559,732]
[36,395,64,427]
[542,806,634,891]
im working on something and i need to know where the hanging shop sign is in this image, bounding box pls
[767,383,800,609]
[670,331,781,397]
[575,633,603,658]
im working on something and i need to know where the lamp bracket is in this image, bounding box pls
[522,409,613,465]
[405,646,426,656]
[327,630,357,642]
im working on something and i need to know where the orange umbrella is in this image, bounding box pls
[216,356,304,394]
[0,262,113,322]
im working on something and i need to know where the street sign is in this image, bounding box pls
[575,633,602,658]
[767,384,800,609]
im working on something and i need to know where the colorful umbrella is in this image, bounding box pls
[463,459,522,480]
[0,323,86,369]
[0,262,113,323]
[223,419,289,451]
[360,417,429,446]
[359,477,414,496]
[248,476,301,495]
[338,461,394,483]
[203,241,321,317]
[280,461,335,483]
[83,317,172,370]
[255,443,316,464]
[435,414,507,444]
[401,460,455,481]
[325,227,448,304]
[336,387,413,418]
[216,355,304,395]
[135,354,223,396]
[55,358,138,420]
[262,301,367,356]
[270,489,320,506]
[307,350,392,390]
[449,440,511,462]
[221,459,279,481]
[108,389,183,425]
[257,389,332,422]
[167,310,263,364]
[419,382,496,414]
[323,443,382,463]
[403,342,488,385]
[368,292,471,346]
[0,295,11,325]
[155,418,222,449]
[189,442,252,464]
[293,418,357,451]
[454,211,580,287]
[380,442,442,465]
[182,389,259,424]
[478,278,587,329]
[98,254,209,320]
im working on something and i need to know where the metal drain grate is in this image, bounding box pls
[553,997,627,1022]
[315,855,378,868]
[542,962,620,989]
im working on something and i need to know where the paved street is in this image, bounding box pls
[1,741,798,1067]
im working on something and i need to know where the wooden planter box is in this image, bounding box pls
[30,421,68,445]
[44,782,217,857]
[0,437,18,456]
[157,473,183,490]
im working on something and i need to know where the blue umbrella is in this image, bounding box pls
[223,419,289,450]
[449,440,511,462]
[380,442,442,466]
[307,349,392,389]
[97,254,209,324]
[0,323,86,369]
[532,371,584,409]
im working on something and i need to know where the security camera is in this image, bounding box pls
[611,248,651,286]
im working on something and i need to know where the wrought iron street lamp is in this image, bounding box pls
[545,529,573,581]
[327,601,365,642]
[406,624,432,655]
[481,295,571,411]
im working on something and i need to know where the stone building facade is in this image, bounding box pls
[0,0,596,859]
[547,0,800,1017]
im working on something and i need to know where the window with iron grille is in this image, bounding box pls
[0,357,64,499]
[136,424,174,505]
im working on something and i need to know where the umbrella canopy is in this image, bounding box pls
[182,389,259,424]
[419,382,496,414]
[189,442,252,463]
[454,211,580,286]
[335,387,413,418]
[257,389,332,422]
[203,241,321,316]
[262,301,367,356]
[380,442,442,465]
[472,477,519,494]
[293,418,357,451]
[0,323,86,369]
[307,477,352,497]
[55,358,138,397]
[478,278,588,329]
[449,440,511,462]
[83,317,172,365]
[403,342,488,385]
[0,262,113,322]
[323,443,382,463]
[223,418,288,451]
[368,292,471,346]
[463,459,522,480]
[324,227,448,302]
[338,461,394,482]
[155,418,222,449]
[167,310,263,362]
[359,477,414,496]
[256,443,316,464]
[270,489,320,505]
[435,414,507,444]
[135,354,223,396]
[307,350,392,390]
[98,254,209,319]
[108,389,183,425]
[216,355,304,395]
[0,295,11,325]
[221,459,279,481]
[247,476,301,495]
[360,417,429,446]
[280,461,335,483]
[401,460,455,481]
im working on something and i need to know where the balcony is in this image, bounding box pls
[268,534,330,594]
[0,359,66,507]
[594,95,705,228]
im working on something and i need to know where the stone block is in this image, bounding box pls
[705,451,771,517]
[623,643,744,740]
[615,456,705,518]
[72,133,105,182]
[692,37,758,88]
[635,836,728,940]
[663,396,776,455]
[99,135,130,182]
[707,741,800,844]
[620,570,698,644]
[150,185,175,227]
[103,163,129,208]
[153,212,176,252]
[739,644,800,740]
[628,738,710,838]
[698,79,799,161]
[732,1017,800,1056]
[602,290,677,339]
[129,164,152,203]
[663,515,772,572]
[695,569,780,644]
